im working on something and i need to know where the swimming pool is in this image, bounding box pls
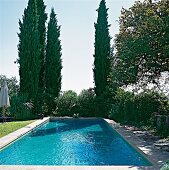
[0,118,151,165]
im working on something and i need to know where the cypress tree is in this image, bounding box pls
[37,0,47,92]
[18,0,40,100]
[93,0,111,96]
[45,8,62,98]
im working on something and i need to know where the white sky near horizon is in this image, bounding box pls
[0,0,136,94]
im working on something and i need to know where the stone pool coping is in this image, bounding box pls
[105,119,169,170]
[0,165,159,170]
[0,117,168,170]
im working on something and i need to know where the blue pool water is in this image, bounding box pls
[0,119,151,165]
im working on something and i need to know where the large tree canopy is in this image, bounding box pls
[115,0,169,86]
[18,0,40,100]
[37,0,47,92]
[45,8,62,98]
[93,0,111,96]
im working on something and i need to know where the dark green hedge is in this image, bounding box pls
[110,89,169,123]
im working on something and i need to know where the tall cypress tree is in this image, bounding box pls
[18,0,40,100]
[93,0,111,96]
[37,0,47,92]
[45,8,62,98]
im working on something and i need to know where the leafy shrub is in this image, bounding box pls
[157,123,169,137]
[110,89,134,122]
[78,88,95,117]
[110,89,169,137]
[94,93,112,118]
[41,92,56,115]
[10,94,35,120]
[54,88,113,118]
[55,90,78,116]
[110,89,169,124]
[154,115,169,137]
[133,91,161,122]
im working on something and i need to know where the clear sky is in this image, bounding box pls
[0,0,135,94]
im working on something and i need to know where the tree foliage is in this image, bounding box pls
[110,88,169,137]
[18,0,40,100]
[115,0,169,86]
[93,0,111,96]
[55,90,78,116]
[54,88,112,118]
[0,75,19,97]
[10,94,34,120]
[45,8,62,98]
[110,89,169,123]
[78,88,96,117]
[37,0,47,92]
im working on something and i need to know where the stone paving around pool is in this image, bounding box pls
[0,165,160,170]
[105,119,169,170]
[0,166,156,170]
[0,117,168,170]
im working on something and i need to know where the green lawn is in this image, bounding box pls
[0,120,35,138]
